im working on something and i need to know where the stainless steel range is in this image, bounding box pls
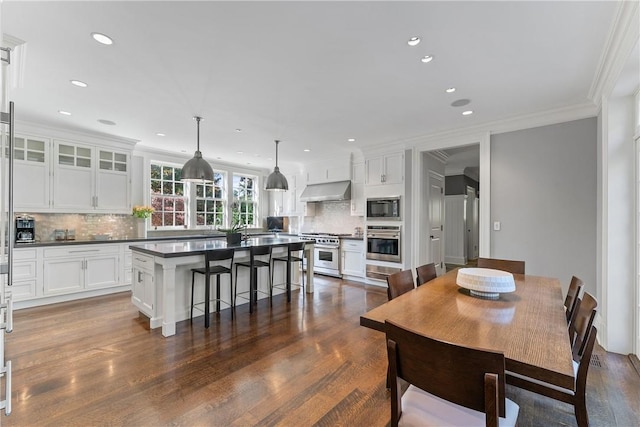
[299,233,346,278]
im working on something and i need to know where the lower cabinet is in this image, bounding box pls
[42,244,120,296]
[131,252,155,318]
[341,239,365,279]
[11,248,39,301]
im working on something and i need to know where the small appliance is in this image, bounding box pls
[366,197,401,220]
[15,215,35,243]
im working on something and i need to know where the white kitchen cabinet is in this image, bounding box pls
[305,160,351,184]
[131,252,155,317]
[42,244,120,296]
[365,152,403,185]
[11,135,51,211]
[350,162,365,216]
[52,140,131,213]
[10,248,39,301]
[340,239,365,278]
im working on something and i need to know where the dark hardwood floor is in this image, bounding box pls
[5,275,640,426]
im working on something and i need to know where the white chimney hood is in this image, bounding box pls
[299,180,351,202]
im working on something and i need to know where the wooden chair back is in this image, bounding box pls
[386,320,506,427]
[386,270,415,301]
[564,276,583,323]
[569,292,598,360]
[415,263,437,286]
[477,258,525,275]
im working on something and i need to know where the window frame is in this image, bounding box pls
[150,162,188,230]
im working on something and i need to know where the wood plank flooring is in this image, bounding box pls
[4,275,640,426]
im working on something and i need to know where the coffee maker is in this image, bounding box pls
[15,215,35,243]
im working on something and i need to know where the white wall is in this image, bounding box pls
[490,118,597,298]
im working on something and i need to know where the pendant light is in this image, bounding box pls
[181,116,214,182]
[265,139,288,191]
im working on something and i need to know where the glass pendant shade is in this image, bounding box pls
[182,116,214,183]
[266,140,288,191]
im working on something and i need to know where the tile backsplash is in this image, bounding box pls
[24,213,140,242]
[299,201,364,235]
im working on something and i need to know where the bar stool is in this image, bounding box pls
[234,245,272,313]
[271,241,306,302]
[190,248,235,328]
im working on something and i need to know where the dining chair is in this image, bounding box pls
[506,325,598,427]
[271,241,306,302]
[415,263,437,287]
[189,248,235,327]
[386,319,519,427]
[568,292,598,359]
[386,269,415,301]
[235,245,273,311]
[564,276,584,324]
[477,257,525,275]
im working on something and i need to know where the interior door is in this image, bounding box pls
[428,171,445,275]
[466,186,478,260]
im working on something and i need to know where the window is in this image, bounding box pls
[232,173,258,227]
[150,163,186,228]
[195,172,226,227]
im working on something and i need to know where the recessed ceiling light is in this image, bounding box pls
[462,110,474,116]
[98,119,116,125]
[348,138,356,142]
[445,87,456,93]
[236,151,243,155]
[156,133,166,137]
[407,36,421,47]
[91,32,113,45]
[58,110,71,116]
[235,128,242,132]
[421,55,434,63]
[70,80,88,88]
[304,149,310,152]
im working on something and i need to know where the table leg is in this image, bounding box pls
[250,266,256,313]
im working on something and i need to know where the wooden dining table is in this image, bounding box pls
[360,269,575,390]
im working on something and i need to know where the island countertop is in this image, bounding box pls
[129,235,312,258]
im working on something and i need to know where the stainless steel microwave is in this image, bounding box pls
[366,197,400,220]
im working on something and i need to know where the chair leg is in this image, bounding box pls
[190,271,196,323]
[575,396,589,427]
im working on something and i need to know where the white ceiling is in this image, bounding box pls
[1,1,630,170]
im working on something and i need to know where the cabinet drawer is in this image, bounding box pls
[44,244,119,258]
[13,260,37,281]
[132,253,154,273]
[14,248,37,260]
[8,280,37,301]
[341,240,364,250]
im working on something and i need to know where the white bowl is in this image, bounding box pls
[456,267,516,299]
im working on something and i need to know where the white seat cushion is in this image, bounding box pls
[398,384,519,427]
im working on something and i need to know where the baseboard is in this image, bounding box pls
[444,256,467,265]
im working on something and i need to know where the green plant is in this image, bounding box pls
[219,220,245,234]
[132,205,154,219]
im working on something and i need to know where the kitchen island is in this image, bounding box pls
[130,236,314,337]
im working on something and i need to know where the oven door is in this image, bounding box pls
[314,246,339,270]
[366,236,400,262]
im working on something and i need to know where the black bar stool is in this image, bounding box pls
[234,245,272,313]
[271,241,306,302]
[190,248,235,328]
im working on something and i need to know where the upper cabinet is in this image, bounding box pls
[365,152,403,186]
[53,141,131,213]
[10,128,133,214]
[350,162,365,216]
[305,159,351,185]
[11,135,51,210]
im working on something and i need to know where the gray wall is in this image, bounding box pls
[491,118,597,295]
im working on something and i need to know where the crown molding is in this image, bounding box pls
[589,0,639,103]
[15,119,139,148]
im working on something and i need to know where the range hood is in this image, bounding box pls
[299,180,351,202]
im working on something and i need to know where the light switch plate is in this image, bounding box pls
[493,221,501,231]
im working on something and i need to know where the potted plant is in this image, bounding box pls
[132,205,154,238]
[219,221,245,245]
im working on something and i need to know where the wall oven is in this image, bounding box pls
[366,197,400,220]
[366,225,401,262]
